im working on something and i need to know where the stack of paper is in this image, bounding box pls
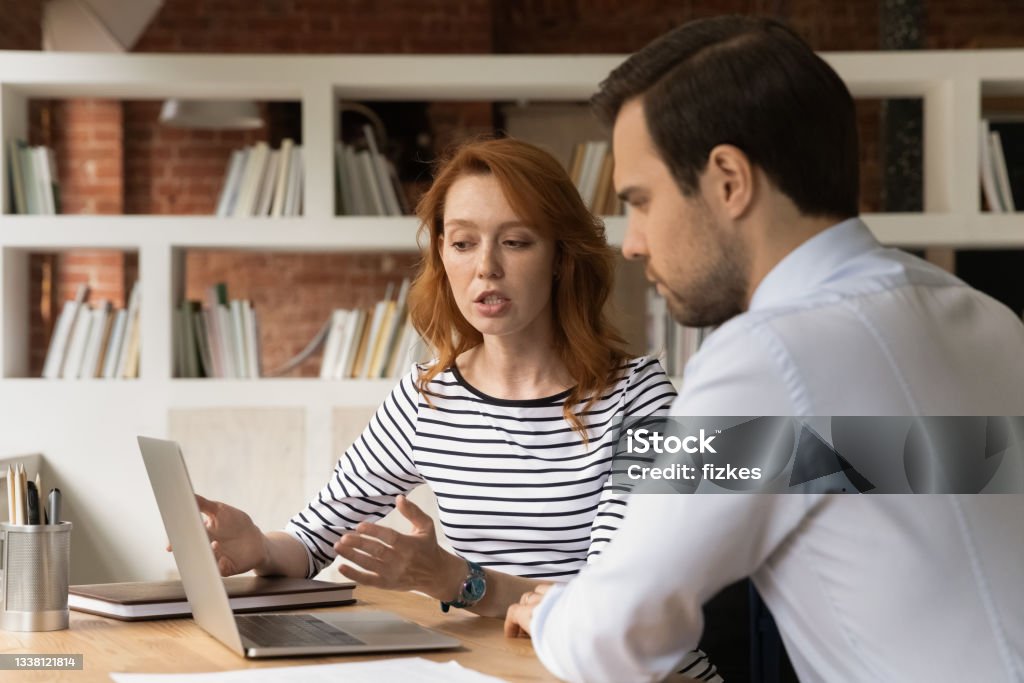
[110,657,509,683]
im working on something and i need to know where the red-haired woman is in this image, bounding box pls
[195,138,677,619]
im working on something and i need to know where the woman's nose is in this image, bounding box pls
[477,245,503,278]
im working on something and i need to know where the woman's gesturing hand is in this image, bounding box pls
[188,494,270,576]
[334,494,462,597]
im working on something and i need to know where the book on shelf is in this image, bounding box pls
[980,117,1023,212]
[69,576,356,622]
[5,138,60,215]
[61,304,94,379]
[317,277,427,380]
[101,309,128,379]
[215,148,246,217]
[501,102,621,216]
[567,140,620,215]
[41,282,141,380]
[335,125,405,216]
[284,145,304,217]
[178,285,262,378]
[357,298,390,378]
[979,119,1002,212]
[270,138,294,217]
[79,300,112,380]
[116,281,142,379]
[990,130,1016,212]
[319,309,350,380]
[41,283,89,379]
[215,139,302,217]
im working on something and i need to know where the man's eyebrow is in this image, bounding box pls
[617,186,641,202]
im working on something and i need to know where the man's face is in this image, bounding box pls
[613,98,748,328]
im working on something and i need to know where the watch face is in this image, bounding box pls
[465,575,486,601]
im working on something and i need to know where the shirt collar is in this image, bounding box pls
[747,217,878,312]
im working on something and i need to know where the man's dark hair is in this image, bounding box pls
[593,15,859,218]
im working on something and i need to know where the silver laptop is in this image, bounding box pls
[137,435,459,658]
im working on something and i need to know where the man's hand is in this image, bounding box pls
[504,583,553,638]
[334,495,459,596]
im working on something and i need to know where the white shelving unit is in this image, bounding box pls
[0,49,1021,582]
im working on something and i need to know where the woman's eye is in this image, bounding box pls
[451,241,470,250]
[504,240,530,248]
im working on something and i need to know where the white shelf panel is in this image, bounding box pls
[864,213,1024,248]
[3,50,1023,100]
[0,215,635,250]
[0,216,424,251]
[607,214,1024,250]
[167,378,397,408]
[0,377,397,407]
[0,52,625,101]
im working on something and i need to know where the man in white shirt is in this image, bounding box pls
[504,15,1024,683]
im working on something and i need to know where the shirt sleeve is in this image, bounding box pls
[284,367,425,577]
[587,357,676,563]
[531,327,817,683]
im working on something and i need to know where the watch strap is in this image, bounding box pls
[440,560,486,613]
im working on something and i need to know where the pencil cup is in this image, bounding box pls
[0,521,72,631]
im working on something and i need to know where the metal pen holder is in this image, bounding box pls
[0,521,72,631]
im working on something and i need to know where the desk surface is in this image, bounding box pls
[2,586,558,682]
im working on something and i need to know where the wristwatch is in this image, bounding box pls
[441,560,486,613]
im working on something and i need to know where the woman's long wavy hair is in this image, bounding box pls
[407,137,628,439]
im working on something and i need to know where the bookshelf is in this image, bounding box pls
[1,49,1021,583]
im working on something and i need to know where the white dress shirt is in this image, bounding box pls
[531,218,1024,682]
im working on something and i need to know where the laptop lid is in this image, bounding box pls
[137,435,246,655]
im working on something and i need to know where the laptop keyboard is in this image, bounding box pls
[236,613,365,648]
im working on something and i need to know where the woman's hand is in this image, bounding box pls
[504,584,553,638]
[334,495,463,598]
[178,494,270,576]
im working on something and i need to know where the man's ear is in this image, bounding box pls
[705,144,754,220]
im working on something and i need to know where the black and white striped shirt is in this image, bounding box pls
[285,356,676,579]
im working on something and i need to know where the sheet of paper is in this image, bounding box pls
[110,657,508,683]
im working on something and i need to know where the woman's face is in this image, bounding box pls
[440,173,557,344]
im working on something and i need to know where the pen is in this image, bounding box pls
[35,472,45,523]
[5,464,13,523]
[26,481,40,525]
[49,488,62,525]
[14,465,25,525]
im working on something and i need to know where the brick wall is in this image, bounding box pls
[30,99,125,214]
[0,0,43,51]
[122,101,269,215]
[6,0,1024,376]
[184,251,421,375]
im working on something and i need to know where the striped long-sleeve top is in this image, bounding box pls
[284,356,676,580]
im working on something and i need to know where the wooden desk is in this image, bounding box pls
[1,586,557,682]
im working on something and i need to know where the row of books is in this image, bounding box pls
[335,124,408,216]
[6,139,60,215]
[320,278,426,379]
[980,119,1023,213]
[215,139,304,217]
[42,282,141,380]
[646,287,710,377]
[569,140,621,216]
[175,284,261,378]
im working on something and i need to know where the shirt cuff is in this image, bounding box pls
[529,583,569,680]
